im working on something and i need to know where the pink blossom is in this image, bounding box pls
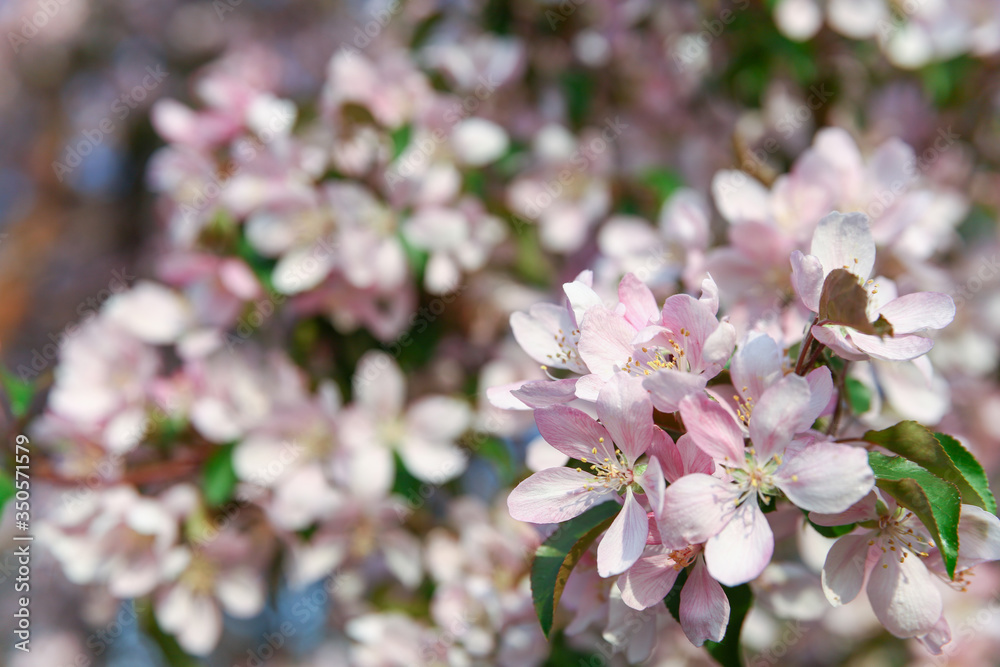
[812,493,1000,646]
[508,372,663,577]
[659,372,874,586]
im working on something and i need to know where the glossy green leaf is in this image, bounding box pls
[935,433,996,514]
[530,501,620,638]
[868,452,961,579]
[864,422,995,512]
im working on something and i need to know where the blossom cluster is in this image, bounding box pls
[497,212,1000,657]
[4,0,1000,666]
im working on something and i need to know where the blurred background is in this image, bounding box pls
[1,0,1000,665]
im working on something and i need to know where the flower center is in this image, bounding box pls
[624,329,693,377]
[730,450,783,507]
[668,545,700,570]
[733,388,755,425]
[578,438,633,491]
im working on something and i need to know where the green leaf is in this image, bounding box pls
[935,433,997,514]
[390,124,412,160]
[202,443,238,507]
[868,452,961,579]
[818,269,877,335]
[639,168,683,205]
[531,501,620,637]
[1,368,36,419]
[864,422,996,513]
[808,519,856,539]
[844,378,871,415]
[0,468,15,516]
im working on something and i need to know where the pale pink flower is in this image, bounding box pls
[791,211,955,361]
[155,525,268,656]
[38,485,187,598]
[507,373,663,577]
[618,444,728,646]
[340,351,471,484]
[812,493,1000,645]
[577,274,735,410]
[660,373,874,586]
[47,315,160,454]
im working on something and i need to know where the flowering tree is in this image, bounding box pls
[2,0,1000,665]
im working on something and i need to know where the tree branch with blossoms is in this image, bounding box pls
[495,211,1000,666]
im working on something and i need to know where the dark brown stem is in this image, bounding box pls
[826,361,850,437]
[794,320,825,375]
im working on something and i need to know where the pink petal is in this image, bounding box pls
[704,502,773,586]
[660,474,739,547]
[578,306,637,379]
[646,428,677,468]
[596,372,653,463]
[598,489,649,577]
[749,374,810,460]
[353,351,405,417]
[849,331,935,361]
[643,369,709,413]
[867,546,943,638]
[659,294,722,371]
[790,250,824,313]
[678,393,745,463]
[809,492,879,526]
[510,304,583,372]
[812,325,870,361]
[876,292,955,334]
[510,378,579,408]
[916,615,951,655]
[955,505,1000,571]
[804,365,835,423]
[699,274,721,315]
[618,546,681,610]
[486,382,534,410]
[507,467,616,523]
[730,332,783,402]
[618,273,659,330]
[638,456,666,519]
[711,169,771,224]
[821,533,875,606]
[680,557,730,646]
[810,211,875,279]
[774,443,874,513]
[701,321,737,373]
[534,405,615,461]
